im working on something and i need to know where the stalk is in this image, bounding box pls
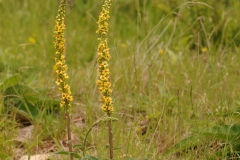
[107,113,113,159]
[66,102,73,160]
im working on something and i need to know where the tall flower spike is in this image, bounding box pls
[96,0,113,114]
[54,0,73,108]
[53,1,73,159]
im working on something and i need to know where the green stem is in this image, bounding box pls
[83,126,94,156]
[83,119,101,157]
[83,115,116,158]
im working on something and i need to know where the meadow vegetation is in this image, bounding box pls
[0,0,240,159]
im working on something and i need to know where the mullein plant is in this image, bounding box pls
[96,0,114,159]
[54,0,73,159]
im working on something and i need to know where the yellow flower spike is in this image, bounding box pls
[96,0,113,114]
[54,0,73,109]
[53,0,74,159]
[96,1,115,159]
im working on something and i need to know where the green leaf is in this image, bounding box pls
[54,151,69,155]
[18,102,39,119]
[0,152,9,159]
[35,99,60,114]
[98,116,118,123]
[166,49,177,64]
[163,135,202,155]
[76,0,87,11]
[165,124,240,156]
[73,144,84,149]
[200,124,240,148]
[0,74,21,92]
[54,151,82,158]
[3,84,40,104]
[188,124,240,152]
[10,106,35,122]
[3,84,41,120]
[71,152,82,158]
[179,35,193,47]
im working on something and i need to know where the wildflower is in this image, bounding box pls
[53,1,73,159]
[160,49,164,55]
[28,37,36,44]
[201,47,208,53]
[96,0,113,114]
[53,0,73,108]
[121,43,126,48]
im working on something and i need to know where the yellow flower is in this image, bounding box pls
[201,47,208,53]
[160,49,164,55]
[54,0,73,108]
[28,37,36,44]
[96,0,113,114]
[121,43,126,48]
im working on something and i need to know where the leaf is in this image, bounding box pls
[0,74,21,92]
[76,0,87,12]
[81,155,98,160]
[18,102,39,119]
[3,84,41,121]
[167,97,177,106]
[54,151,69,155]
[73,144,84,149]
[3,84,40,104]
[190,124,240,152]
[10,106,34,122]
[165,124,240,156]
[98,116,118,123]
[54,151,82,158]
[35,99,60,115]
[200,124,240,147]
[166,49,177,64]
[163,135,202,156]
[0,152,9,159]
[71,152,82,158]
[179,35,193,47]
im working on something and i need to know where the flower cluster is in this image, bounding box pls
[96,0,113,113]
[54,0,73,107]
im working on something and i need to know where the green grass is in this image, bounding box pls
[0,0,240,159]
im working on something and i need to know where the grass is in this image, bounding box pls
[0,0,240,159]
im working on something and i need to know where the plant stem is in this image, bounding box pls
[66,102,73,160]
[107,113,113,159]
[83,121,98,157]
